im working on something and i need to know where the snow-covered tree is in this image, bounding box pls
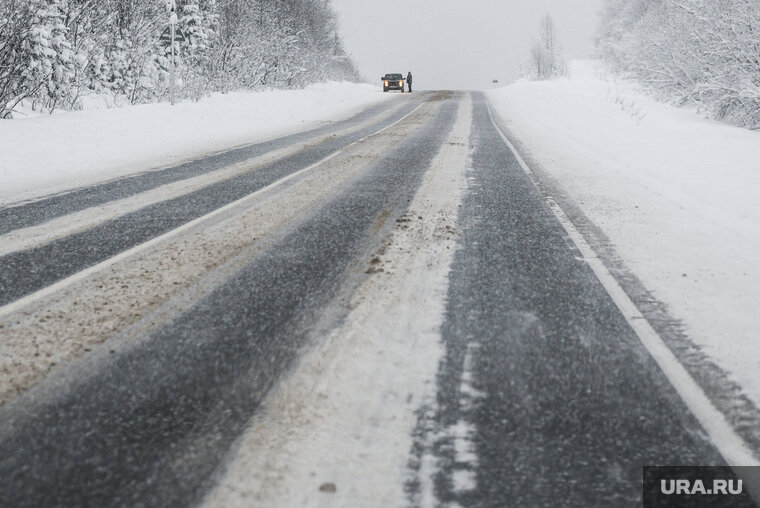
[0,0,360,116]
[596,0,760,128]
[527,13,567,80]
[209,0,358,91]
[0,0,75,117]
[175,0,218,99]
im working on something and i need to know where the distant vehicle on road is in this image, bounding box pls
[381,73,405,93]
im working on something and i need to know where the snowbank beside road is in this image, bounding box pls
[0,82,391,205]
[488,61,760,409]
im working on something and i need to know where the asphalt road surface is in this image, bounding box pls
[407,94,728,506]
[0,91,755,507]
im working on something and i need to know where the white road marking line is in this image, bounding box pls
[487,101,760,467]
[0,102,427,319]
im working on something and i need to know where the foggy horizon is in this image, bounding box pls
[330,0,603,90]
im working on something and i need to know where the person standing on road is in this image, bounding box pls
[406,71,413,93]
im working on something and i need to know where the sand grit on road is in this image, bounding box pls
[0,102,437,407]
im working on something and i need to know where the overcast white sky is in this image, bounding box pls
[330,0,603,90]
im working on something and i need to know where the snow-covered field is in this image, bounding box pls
[0,82,391,205]
[488,61,760,409]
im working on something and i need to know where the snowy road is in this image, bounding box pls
[0,91,757,507]
[407,94,737,506]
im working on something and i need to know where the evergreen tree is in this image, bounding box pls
[0,0,75,117]
[0,0,361,116]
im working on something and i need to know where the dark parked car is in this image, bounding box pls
[381,73,405,92]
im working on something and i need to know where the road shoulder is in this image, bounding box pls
[487,96,760,458]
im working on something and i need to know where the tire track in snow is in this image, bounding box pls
[0,100,426,308]
[0,99,404,233]
[0,102,433,408]
[202,93,472,508]
[0,100,409,257]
